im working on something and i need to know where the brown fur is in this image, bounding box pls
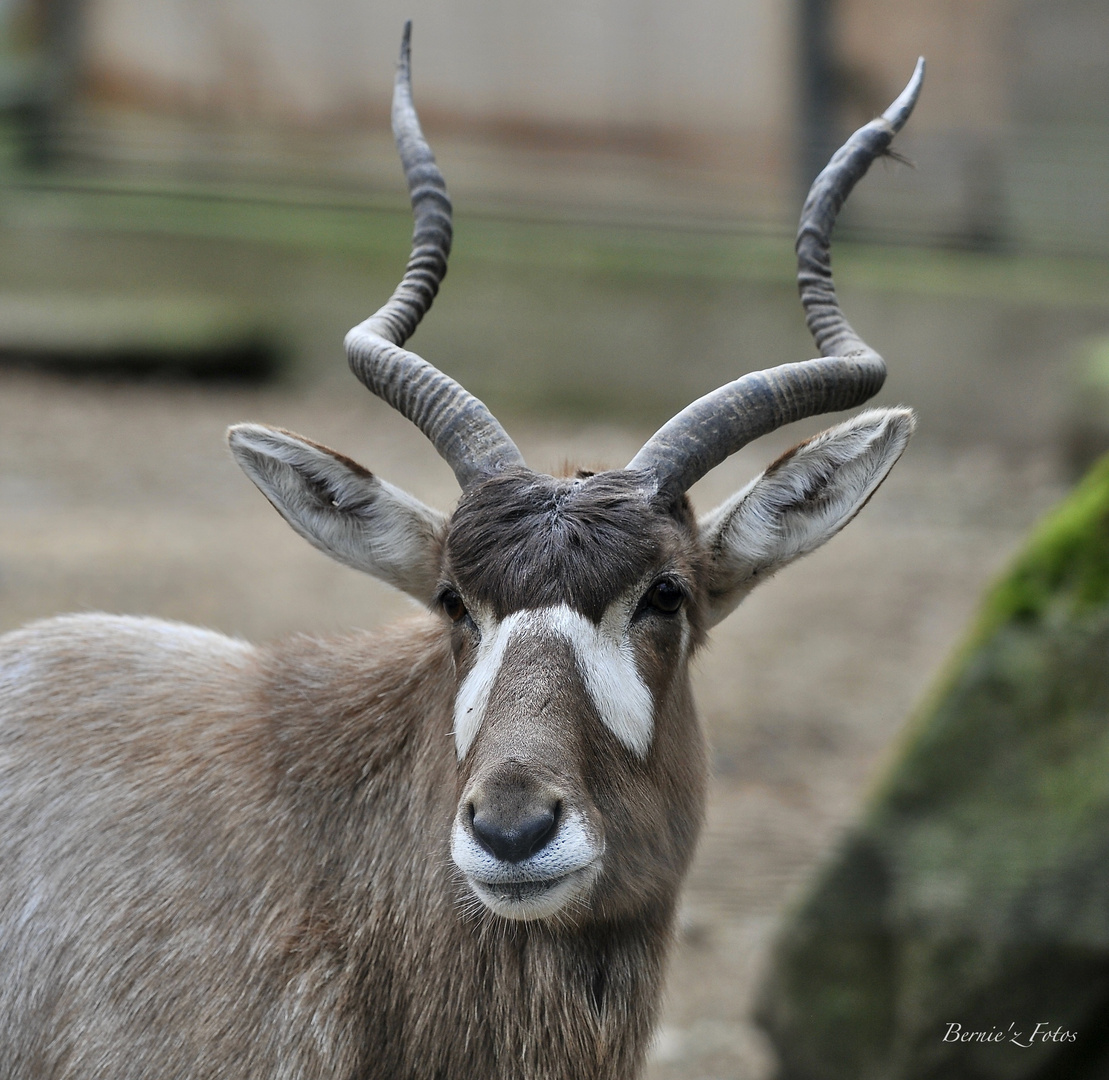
[447,468,701,624]
[0,470,710,1080]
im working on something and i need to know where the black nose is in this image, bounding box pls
[471,804,558,863]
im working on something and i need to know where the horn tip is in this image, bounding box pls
[399,21,412,70]
[883,56,925,132]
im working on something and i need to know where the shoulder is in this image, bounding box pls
[0,614,257,701]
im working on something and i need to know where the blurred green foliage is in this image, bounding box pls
[2,174,1108,306]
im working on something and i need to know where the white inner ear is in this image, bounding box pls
[698,407,915,626]
[228,423,447,603]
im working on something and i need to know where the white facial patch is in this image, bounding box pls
[452,603,655,759]
[452,613,516,759]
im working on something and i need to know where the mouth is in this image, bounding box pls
[473,873,568,903]
[466,866,594,920]
[450,811,603,921]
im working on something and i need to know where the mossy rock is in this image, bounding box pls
[1065,335,1109,475]
[757,454,1109,1080]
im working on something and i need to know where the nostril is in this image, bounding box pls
[471,805,559,864]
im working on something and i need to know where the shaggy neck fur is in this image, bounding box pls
[257,620,677,1079]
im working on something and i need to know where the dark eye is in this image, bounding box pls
[440,588,468,623]
[645,578,685,615]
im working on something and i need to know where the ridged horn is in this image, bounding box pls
[344,22,525,490]
[626,58,925,496]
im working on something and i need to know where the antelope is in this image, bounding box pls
[0,25,924,1080]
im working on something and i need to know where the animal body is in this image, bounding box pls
[0,26,924,1080]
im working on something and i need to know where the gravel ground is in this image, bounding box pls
[0,368,1064,1078]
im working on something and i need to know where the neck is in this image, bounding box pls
[265,621,679,1080]
[391,903,675,1079]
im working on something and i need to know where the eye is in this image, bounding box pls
[439,588,468,623]
[644,578,685,615]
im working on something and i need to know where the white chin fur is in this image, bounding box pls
[451,813,602,921]
[468,867,599,921]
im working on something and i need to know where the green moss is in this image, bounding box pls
[761,453,1109,1080]
[880,455,1109,778]
[972,454,1109,638]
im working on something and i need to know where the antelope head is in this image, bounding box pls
[229,25,924,924]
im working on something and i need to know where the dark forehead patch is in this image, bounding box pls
[445,469,693,621]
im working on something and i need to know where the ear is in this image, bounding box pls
[698,408,914,626]
[228,424,448,604]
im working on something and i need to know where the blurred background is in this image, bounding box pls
[1,1,1108,1077]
